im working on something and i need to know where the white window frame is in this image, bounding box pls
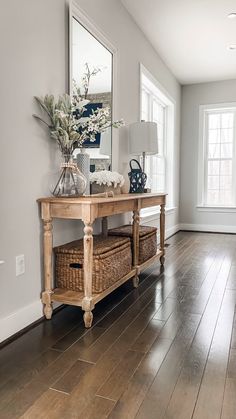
[141,84,167,194]
[140,64,175,217]
[198,102,236,209]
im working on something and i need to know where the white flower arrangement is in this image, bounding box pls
[33,83,124,155]
[90,170,125,188]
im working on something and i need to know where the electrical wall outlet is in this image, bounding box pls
[16,255,25,276]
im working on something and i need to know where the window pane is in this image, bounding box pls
[209,114,220,129]
[221,143,233,158]
[221,129,233,143]
[207,190,219,205]
[204,108,235,207]
[146,155,165,192]
[208,144,221,158]
[157,174,165,191]
[220,176,232,190]
[208,161,220,175]
[220,160,232,176]
[208,129,220,143]
[208,176,219,190]
[219,190,233,205]
[223,191,233,205]
[156,156,165,173]
[141,79,168,197]
[221,113,234,128]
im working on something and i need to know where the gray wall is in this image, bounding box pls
[0,0,181,341]
[180,79,236,231]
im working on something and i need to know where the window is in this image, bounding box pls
[140,65,175,212]
[199,104,236,207]
[141,88,166,193]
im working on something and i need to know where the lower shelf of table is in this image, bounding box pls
[50,249,163,308]
[137,249,163,272]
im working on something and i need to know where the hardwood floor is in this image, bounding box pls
[0,231,236,418]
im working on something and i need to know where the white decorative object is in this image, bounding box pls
[129,121,158,171]
[90,170,124,195]
[77,148,90,195]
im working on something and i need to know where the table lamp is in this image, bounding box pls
[129,121,158,172]
[99,128,112,157]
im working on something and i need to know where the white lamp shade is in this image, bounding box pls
[129,121,158,155]
[100,128,111,156]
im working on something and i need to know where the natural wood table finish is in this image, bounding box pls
[37,193,166,327]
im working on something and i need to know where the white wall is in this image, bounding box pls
[0,0,181,342]
[180,79,236,232]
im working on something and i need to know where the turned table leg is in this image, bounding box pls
[160,203,166,266]
[42,210,53,319]
[132,209,140,288]
[82,221,94,328]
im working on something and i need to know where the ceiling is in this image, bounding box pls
[121,0,236,84]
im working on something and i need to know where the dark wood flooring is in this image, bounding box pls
[0,231,236,418]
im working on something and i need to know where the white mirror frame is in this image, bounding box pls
[69,0,119,170]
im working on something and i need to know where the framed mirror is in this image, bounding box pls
[70,5,114,172]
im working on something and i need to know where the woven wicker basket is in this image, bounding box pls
[54,235,132,293]
[109,225,157,265]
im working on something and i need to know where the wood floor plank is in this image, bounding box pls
[75,294,161,364]
[226,265,236,290]
[0,348,61,410]
[135,314,201,419]
[52,284,136,351]
[151,311,185,343]
[51,359,92,394]
[20,389,68,419]
[230,319,236,348]
[97,350,144,401]
[192,290,236,419]
[81,396,115,419]
[131,319,165,353]
[162,259,233,419]
[52,323,106,352]
[108,339,173,419]
[177,254,225,315]
[221,348,236,419]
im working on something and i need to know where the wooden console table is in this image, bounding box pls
[37,193,166,328]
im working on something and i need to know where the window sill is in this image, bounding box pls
[197,205,236,213]
[140,206,177,222]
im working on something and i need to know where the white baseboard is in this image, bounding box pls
[179,223,236,234]
[166,224,181,238]
[156,223,180,244]
[0,299,43,343]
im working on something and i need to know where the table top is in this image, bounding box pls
[37,193,167,205]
